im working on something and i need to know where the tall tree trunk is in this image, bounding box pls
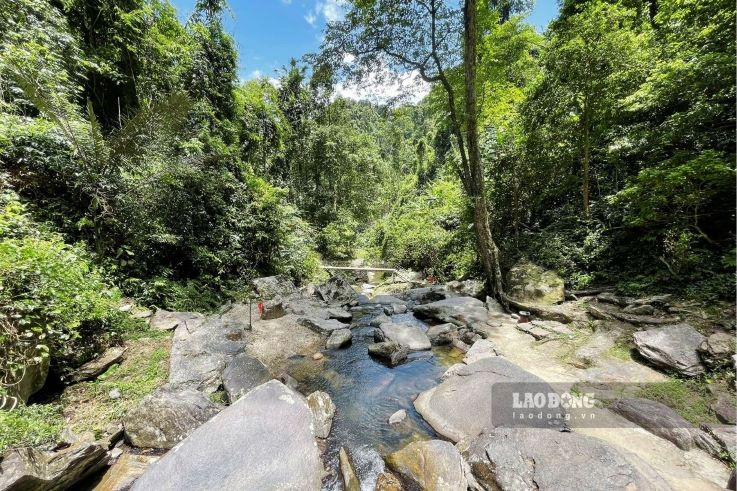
[464,0,505,300]
[582,100,591,216]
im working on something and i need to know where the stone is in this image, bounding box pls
[327,308,353,322]
[368,341,408,367]
[149,309,205,331]
[515,322,555,340]
[610,397,697,450]
[504,296,574,323]
[122,387,221,449]
[385,440,469,491]
[633,324,706,376]
[130,307,152,319]
[369,294,406,305]
[712,393,737,424]
[390,303,408,314]
[131,381,324,490]
[108,388,121,400]
[315,275,357,304]
[388,409,407,425]
[597,292,632,307]
[506,261,565,305]
[405,286,453,304]
[632,294,673,307]
[414,357,560,442]
[623,304,656,316]
[463,339,498,364]
[375,471,403,491]
[312,352,324,360]
[260,298,286,320]
[221,353,272,403]
[376,321,431,351]
[93,452,159,491]
[446,279,486,299]
[0,440,108,491]
[251,275,297,301]
[441,363,465,380]
[298,316,348,334]
[462,427,669,491]
[485,296,505,315]
[8,356,49,403]
[701,423,737,461]
[307,390,335,438]
[369,313,392,327]
[698,331,735,369]
[427,323,454,345]
[339,447,360,491]
[326,328,353,349]
[413,296,489,327]
[519,319,574,339]
[69,347,126,383]
[451,338,470,353]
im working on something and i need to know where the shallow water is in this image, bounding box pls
[286,306,461,490]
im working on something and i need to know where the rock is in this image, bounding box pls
[597,292,632,307]
[698,331,735,369]
[260,298,286,320]
[118,297,135,312]
[149,309,205,331]
[312,352,324,360]
[251,275,297,301]
[307,390,335,438]
[451,338,470,353]
[503,296,574,323]
[633,324,706,376]
[369,313,392,327]
[413,297,489,327]
[463,339,498,364]
[339,447,360,491]
[0,440,108,491]
[283,299,331,320]
[587,303,614,320]
[315,275,357,304]
[328,308,353,322]
[108,388,121,400]
[610,397,697,450]
[632,294,673,307]
[462,427,669,491]
[368,341,408,367]
[8,356,49,403]
[701,423,737,461]
[391,303,408,314]
[131,380,324,491]
[518,320,573,340]
[278,372,300,391]
[414,357,560,442]
[515,322,556,340]
[442,363,465,380]
[485,296,505,315]
[69,347,126,383]
[100,422,124,449]
[93,452,159,491]
[506,261,565,305]
[130,307,152,319]
[369,294,406,305]
[298,316,348,334]
[622,304,656,316]
[446,279,486,299]
[712,393,737,424]
[375,471,403,491]
[376,322,431,351]
[221,353,272,403]
[122,387,221,449]
[405,287,453,304]
[388,409,407,425]
[385,440,469,491]
[427,323,454,345]
[326,328,353,349]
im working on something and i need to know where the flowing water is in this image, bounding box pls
[286,305,462,490]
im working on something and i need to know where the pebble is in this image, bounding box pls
[109,388,122,400]
[312,353,324,360]
[388,409,407,425]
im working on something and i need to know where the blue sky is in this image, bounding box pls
[171,0,560,82]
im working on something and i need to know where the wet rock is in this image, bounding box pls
[375,471,403,491]
[130,380,324,491]
[633,324,706,376]
[149,309,205,331]
[326,328,353,349]
[506,261,565,305]
[368,341,408,367]
[446,279,486,299]
[307,390,335,438]
[328,308,353,322]
[315,275,357,304]
[698,331,736,369]
[462,427,669,491]
[93,452,159,491]
[0,440,108,491]
[413,296,489,327]
[339,447,360,491]
[712,393,737,424]
[251,275,297,301]
[375,322,431,351]
[69,347,126,383]
[222,353,272,403]
[427,323,454,345]
[386,440,469,491]
[463,339,498,364]
[298,316,347,334]
[123,387,221,449]
[610,397,697,450]
[388,409,407,425]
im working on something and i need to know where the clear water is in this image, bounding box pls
[286,306,462,490]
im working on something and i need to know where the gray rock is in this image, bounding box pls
[8,356,49,403]
[251,275,297,301]
[369,313,392,327]
[698,331,735,369]
[93,452,159,491]
[632,294,673,307]
[339,447,360,491]
[376,322,431,351]
[623,304,656,316]
[149,309,205,331]
[506,261,565,305]
[388,409,407,425]
[123,387,221,449]
[0,440,109,491]
[284,299,331,320]
[413,296,489,327]
[463,427,669,491]
[368,341,408,367]
[390,303,408,314]
[463,339,498,364]
[386,440,469,491]
[326,328,353,349]
[701,423,737,461]
[597,292,632,307]
[712,393,736,424]
[298,316,347,334]
[610,397,697,450]
[633,324,706,376]
[405,287,454,304]
[315,275,357,304]
[260,297,286,320]
[109,388,122,400]
[485,296,505,314]
[69,346,125,383]
[427,323,454,345]
[131,380,324,491]
[369,294,406,305]
[505,296,574,323]
[221,353,272,403]
[327,308,353,322]
[446,279,486,299]
[307,390,335,438]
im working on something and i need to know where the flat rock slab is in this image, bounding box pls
[245,315,323,373]
[222,353,272,403]
[326,328,352,349]
[327,308,353,322]
[701,423,737,461]
[131,380,324,491]
[413,296,489,327]
[386,440,469,491]
[69,346,125,383]
[463,339,498,364]
[149,309,205,331]
[463,427,670,491]
[633,324,706,376]
[298,316,348,334]
[376,322,431,351]
[610,397,697,450]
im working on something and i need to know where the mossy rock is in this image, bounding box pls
[506,261,565,305]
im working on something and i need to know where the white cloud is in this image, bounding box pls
[280,0,292,4]
[304,12,317,26]
[305,0,346,27]
[247,70,263,79]
[334,66,431,105]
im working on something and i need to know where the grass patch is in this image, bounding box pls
[636,378,718,425]
[0,402,64,452]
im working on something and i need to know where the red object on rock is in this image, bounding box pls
[257,302,264,317]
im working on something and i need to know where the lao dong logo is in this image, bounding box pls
[512,391,596,410]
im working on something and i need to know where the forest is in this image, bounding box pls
[0,0,735,489]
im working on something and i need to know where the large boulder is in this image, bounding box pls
[405,286,454,304]
[698,331,736,369]
[251,275,297,301]
[130,380,324,491]
[0,440,108,491]
[506,261,565,305]
[462,427,669,490]
[610,398,698,450]
[375,322,431,351]
[414,357,558,442]
[326,328,352,349]
[633,324,706,376]
[149,310,205,331]
[368,341,408,367]
[463,339,498,365]
[413,297,489,327]
[8,356,49,403]
[221,353,272,403]
[385,440,470,491]
[123,387,221,449]
[446,279,486,299]
[307,390,335,438]
[69,346,125,383]
[93,452,159,491]
[315,275,357,304]
[427,323,454,346]
[298,316,348,334]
